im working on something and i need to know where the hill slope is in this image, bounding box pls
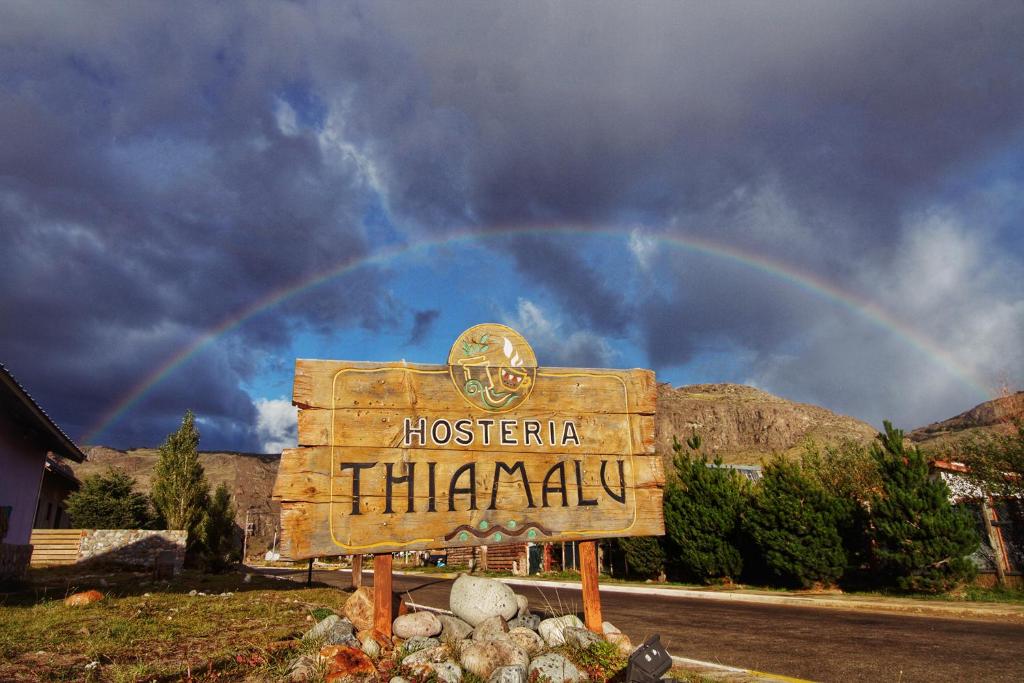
[910,391,1024,453]
[656,383,877,465]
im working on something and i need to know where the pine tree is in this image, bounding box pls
[869,421,978,593]
[65,470,152,529]
[198,483,237,572]
[616,536,665,579]
[663,434,745,583]
[743,456,847,588]
[150,410,209,549]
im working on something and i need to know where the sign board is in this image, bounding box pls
[272,323,663,559]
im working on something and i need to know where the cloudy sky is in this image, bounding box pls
[2,1,1022,453]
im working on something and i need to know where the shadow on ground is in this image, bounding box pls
[0,563,343,606]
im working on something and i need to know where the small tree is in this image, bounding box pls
[869,421,979,593]
[743,456,847,588]
[151,411,209,549]
[198,483,237,572]
[800,440,878,571]
[663,434,745,583]
[65,470,152,529]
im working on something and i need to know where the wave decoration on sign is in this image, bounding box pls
[444,519,553,543]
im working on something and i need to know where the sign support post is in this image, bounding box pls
[351,554,362,589]
[579,540,603,633]
[373,553,393,638]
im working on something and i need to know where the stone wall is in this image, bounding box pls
[0,543,32,580]
[78,529,186,573]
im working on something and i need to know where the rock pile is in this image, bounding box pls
[286,573,635,682]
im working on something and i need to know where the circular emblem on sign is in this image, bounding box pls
[448,323,537,412]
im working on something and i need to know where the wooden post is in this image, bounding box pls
[351,554,363,589]
[579,540,603,633]
[982,499,1007,587]
[373,553,393,638]
[306,558,314,587]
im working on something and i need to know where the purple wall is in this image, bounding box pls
[0,421,46,545]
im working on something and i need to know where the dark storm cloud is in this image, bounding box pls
[354,1,1024,423]
[638,256,823,370]
[407,308,441,346]
[2,1,1022,447]
[370,2,1024,234]
[0,2,409,449]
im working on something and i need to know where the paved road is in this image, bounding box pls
[269,569,1024,682]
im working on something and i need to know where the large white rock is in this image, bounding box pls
[393,611,442,639]
[436,614,474,641]
[449,574,519,627]
[538,614,585,646]
[508,614,541,631]
[507,627,544,655]
[472,615,510,641]
[529,653,589,683]
[488,665,528,683]
[564,626,602,649]
[514,594,529,618]
[459,640,530,679]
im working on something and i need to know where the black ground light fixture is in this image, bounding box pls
[626,634,673,682]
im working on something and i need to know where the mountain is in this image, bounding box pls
[69,447,281,557]
[69,383,879,549]
[910,391,1024,453]
[655,383,877,465]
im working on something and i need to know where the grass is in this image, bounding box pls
[562,640,626,682]
[0,567,348,681]
[847,584,1024,605]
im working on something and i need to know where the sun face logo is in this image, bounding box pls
[448,323,538,412]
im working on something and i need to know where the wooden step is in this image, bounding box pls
[29,529,85,566]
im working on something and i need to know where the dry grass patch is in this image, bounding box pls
[0,568,347,681]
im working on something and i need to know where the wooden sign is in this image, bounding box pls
[273,323,663,560]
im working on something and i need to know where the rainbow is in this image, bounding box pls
[81,225,994,444]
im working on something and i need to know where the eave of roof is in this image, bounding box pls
[45,455,81,487]
[0,362,86,462]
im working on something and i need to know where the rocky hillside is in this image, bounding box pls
[910,391,1024,453]
[655,383,877,465]
[69,447,281,557]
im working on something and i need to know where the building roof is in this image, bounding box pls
[44,455,81,488]
[0,363,86,462]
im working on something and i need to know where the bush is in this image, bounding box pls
[869,421,979,593]
[65,470,152,529]
[743,456,846,588]
[663,434,746,583]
